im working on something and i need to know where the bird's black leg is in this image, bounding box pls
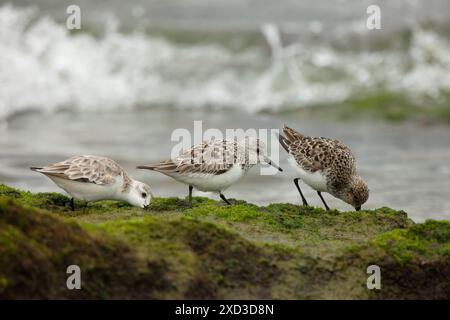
[70,198,75,211]
[188,185,193,208]
[294,178,308,206]
[317,191,330,211]
[219,193,232,205]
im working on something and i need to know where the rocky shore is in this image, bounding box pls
[1,184,449,299]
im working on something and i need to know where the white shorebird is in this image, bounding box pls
[278,125,369,211]
[137,137,282,207]
[31,155,153,210]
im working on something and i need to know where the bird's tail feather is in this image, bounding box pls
[137,161,178,172]
[136,165,157,171]
[276,132,291,152]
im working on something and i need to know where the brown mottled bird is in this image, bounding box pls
[278,125,369,211]
[137,137,282,207]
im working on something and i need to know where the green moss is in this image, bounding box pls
[188,202,271,222]
[373,229,427,265]
[0,225,21,251]
[0,185,21,198]
[408,219,450,243]
[372,219,450,265]
[0,197,172,299]
[148,196,216,212]
[1,184,449,299]
[99,215,295,298]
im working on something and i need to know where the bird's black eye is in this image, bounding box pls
[141,193,147,198]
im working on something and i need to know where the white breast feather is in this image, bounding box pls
[168,165,244,192]
[49,175,124,201]
[288,155,328,192]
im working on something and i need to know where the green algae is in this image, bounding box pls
[0,184,449,299]
[99,215,294,299]
[371,219,450,265]
[282,91,450,124]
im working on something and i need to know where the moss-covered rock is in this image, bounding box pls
[0,197,172,299]
[0,184,449,299]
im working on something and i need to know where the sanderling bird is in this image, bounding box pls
[31,155,153,210]
[278,125,368,211]
[137,137,282,207]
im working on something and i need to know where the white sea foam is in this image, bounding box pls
[0,4,449,122]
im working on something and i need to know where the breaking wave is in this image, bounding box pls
[1,4,450,121]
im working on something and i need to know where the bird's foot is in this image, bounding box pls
[219,193,232,205]
[183,199,193,209]
[217,201,232,206]
[69,198,75,211]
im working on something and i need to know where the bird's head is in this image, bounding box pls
[126,180,153,208]
[339,175,369,211]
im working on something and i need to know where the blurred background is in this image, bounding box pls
[0,0,449,221]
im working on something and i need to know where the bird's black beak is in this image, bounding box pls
[355,206,361,211]
[264,157,283,172]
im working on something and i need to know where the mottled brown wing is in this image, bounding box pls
[36,155,125,185]
[288,137,356,174]
[142,140,236,175]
